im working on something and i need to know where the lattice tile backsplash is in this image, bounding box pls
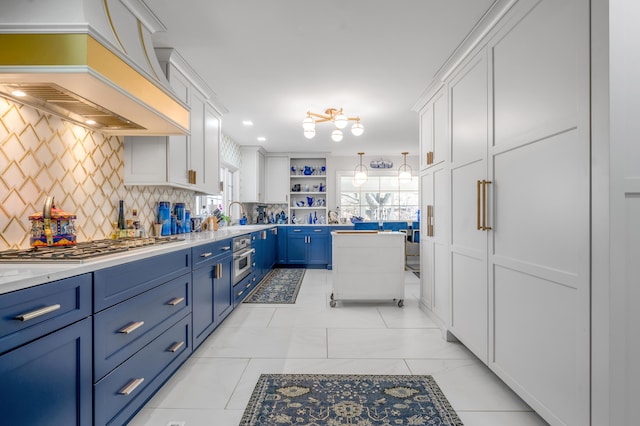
[0,97,195,250]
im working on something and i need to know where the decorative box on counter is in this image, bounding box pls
[29,207,77,247]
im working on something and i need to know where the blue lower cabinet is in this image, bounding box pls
[276,226,287,264]
[192,250,233,350]
[286,227,329,267]
[94,314,191,426]
[0,316,92,426]
[93,274,191,380]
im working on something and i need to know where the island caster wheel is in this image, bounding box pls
[397,299,404,308]
[330,300,337,308]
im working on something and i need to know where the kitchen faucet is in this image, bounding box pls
[228,201,246,224]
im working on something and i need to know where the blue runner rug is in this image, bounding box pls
[240,373,463,425]
[243,268,305,304]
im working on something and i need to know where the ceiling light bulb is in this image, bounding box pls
[331,129,344,142]
[302,116,315,131]
[304,128,316,139]
[242,120,253,126]
[11,90,26,97]
[334,113,348,129]
[257,136,266,142]
[351,121,364,136]
[85,119,96,125]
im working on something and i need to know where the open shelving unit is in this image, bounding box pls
[289,157,327,224]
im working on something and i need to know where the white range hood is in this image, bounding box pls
[0,0,189,135]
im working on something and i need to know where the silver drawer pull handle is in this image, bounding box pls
[118,378,144,395]
[221,246,231,251]
[168,341,184,353]
[201,252,213,258]
[245,283,251,289]
[168,297,185,306]
[314,229,322,232]
[118,321,145,334]
[237,290,243,297]
[15,304,61,321]
[292,229,301,232]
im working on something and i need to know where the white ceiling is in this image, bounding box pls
[145,0,496,156]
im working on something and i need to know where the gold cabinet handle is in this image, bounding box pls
[426,205,434,237]
[118,378,144,395]
[167,341,184,353]
[483,180,492,231]
[14,304,61,321]
[214,263,222,279]
[168,297,185,306]
[426,151,434,165]
[118,321,145,334]
[477,180,482,230]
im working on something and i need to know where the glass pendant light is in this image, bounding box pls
[351,120,364,136]
[353,152,368,186]
[331,129,344,142]
[304,127,316,139]
[334,112,348,129]
[398,152,412,184]
[302,114,315,130]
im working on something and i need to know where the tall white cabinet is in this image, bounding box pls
[124,48,222,194]
[417,0,590,425]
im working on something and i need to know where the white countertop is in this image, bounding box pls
[0,224,277,295]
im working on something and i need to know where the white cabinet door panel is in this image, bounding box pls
[433,89,448,166]
[493,266,579,426]
[492,0,582,149]
[419,105,433,171]
[450,54,487,167]
[492,131,587,275]
[451,251,487,362]
[420,173,433,308]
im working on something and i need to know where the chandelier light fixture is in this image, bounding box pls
[302,107,364,141]
[398,152,413,184]
[353,152,368,187]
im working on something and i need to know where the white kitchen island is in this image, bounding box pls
[330,230,405,307]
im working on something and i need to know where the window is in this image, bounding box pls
[339,173,419,221]
[195,167,238,217]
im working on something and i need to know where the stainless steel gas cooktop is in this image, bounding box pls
[0,237,184,263]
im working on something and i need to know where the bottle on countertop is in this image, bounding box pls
[117,200,126,231]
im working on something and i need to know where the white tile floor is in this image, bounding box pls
[129,269,549,426]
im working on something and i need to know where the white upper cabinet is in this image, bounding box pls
[124,48,222,195]
[419,86,447,171]
[239,146,265,203]
[264,155,289,203]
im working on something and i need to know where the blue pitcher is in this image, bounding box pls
[303,165,313,175]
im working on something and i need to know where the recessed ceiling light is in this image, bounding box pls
[257,136,266,142]
[242,120,253,126]
[85,119,97,125]
[12,90,26,97]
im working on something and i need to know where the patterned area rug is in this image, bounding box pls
[240,374,463,425]
[243,268,305,304]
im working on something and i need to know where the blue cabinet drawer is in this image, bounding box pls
[94,273,191,380]
[0,274,91,354]
[234,272,258,306]
[94,248,191,311]
[192,239,233,268]
[288,227,329,235]
[94,313,191,426]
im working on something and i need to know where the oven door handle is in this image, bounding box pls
[234,248,255,260]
